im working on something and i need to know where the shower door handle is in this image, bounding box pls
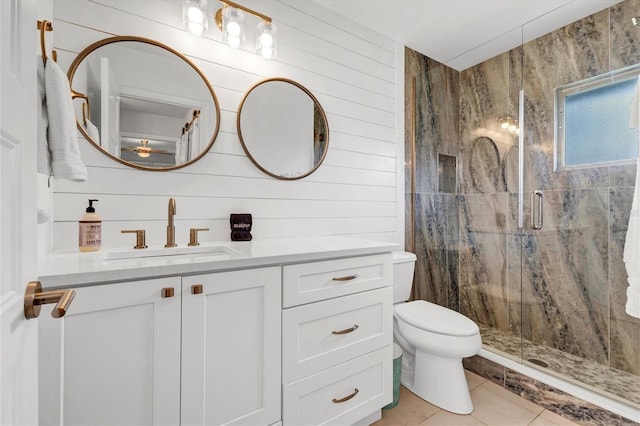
[531,190,543,230]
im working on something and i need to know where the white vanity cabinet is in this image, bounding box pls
[37,237,397,426]
[38,277,182,426]
[181,267,281,426]
[281,254,394,426]
[39,267,281,426]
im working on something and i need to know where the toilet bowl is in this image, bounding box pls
[391,251,482,414]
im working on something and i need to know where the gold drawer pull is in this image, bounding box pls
[332,274,359,282]
[192,284,203,295]
[332,388,359,404]
[332,324,359,335]
[24,281,76,320]
[161,287,175,298]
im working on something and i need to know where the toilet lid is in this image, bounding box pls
[395,300,479,337]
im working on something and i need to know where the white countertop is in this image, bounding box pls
[38,236,400,289]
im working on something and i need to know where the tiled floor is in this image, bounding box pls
[373,370,579,426]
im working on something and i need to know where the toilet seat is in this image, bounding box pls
[395,300,479,337]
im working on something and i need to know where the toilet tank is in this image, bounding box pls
[392,251,417,303]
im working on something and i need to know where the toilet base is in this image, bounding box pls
[406,350,473,414]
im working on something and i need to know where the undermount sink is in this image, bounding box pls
[103,244,238,260]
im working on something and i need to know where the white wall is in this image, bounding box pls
[47,0,403,251]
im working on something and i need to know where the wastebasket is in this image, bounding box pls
[383,343,402,409]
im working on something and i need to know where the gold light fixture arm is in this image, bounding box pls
[24,281,76,320]
[215,0,272,30]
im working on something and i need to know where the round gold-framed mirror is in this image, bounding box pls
[237,78,329,180]
[67,36,220,171]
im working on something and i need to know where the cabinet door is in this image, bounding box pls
[39,277,181,426]
[182,267,281,426]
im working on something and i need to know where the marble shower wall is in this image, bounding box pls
[406,0,640,381]
[405,48,460,310]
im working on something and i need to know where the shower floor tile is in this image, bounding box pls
[373,371,579,426]
[479,325,640,406]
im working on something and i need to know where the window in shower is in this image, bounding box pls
[555,64,640,169]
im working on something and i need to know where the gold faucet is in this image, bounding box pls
[165,198,177,247]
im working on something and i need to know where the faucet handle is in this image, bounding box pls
[188,228,210,246]
[121,229,148,249]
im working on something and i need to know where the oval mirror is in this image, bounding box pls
[237,78,329,180]
[67,36,220,171]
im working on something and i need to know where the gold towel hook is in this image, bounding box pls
[37,20,53,62]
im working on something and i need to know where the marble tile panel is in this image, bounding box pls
[460,52,511,139]
[611,163,638,188]
[409,53,461,195]
[506,193,524,337]
[413,74,438,194]
[610,0,640,70]
[463,355,507,387]
[413,194,459,308]
[522,11,611,193]
[520,188,610,363]
[459,193,511,331]
[522,148,611,193]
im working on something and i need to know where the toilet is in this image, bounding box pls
[392,251,482,414]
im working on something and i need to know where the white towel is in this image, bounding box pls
[44,57,88,181]
[37,57,52,175]
[84,119,100,145]
[625,77,640,318]
[625,160,640,318]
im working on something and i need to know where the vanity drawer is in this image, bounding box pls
[282,345,392,426]
[282,254,392,307]
[283,287,392,384]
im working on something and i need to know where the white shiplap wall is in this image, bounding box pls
[48,0,403,251]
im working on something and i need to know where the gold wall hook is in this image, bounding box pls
[24,281,76,320]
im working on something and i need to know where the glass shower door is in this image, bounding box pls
[519,7,640,405]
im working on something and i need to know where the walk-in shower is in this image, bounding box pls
[406,0,639,421]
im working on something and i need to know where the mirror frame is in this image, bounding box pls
[237,77,329,180]
[67,35,221,171]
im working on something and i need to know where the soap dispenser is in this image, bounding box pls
[79,199,101,252]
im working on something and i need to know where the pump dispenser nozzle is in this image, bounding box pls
[86,199,98,213]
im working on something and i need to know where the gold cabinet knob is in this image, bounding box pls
[188,228,210,246]
[161,287,175,298]
[121,229,147,249]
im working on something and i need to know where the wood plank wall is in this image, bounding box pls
[48,0,403,250]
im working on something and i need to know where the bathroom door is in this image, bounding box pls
[0,1,45,424]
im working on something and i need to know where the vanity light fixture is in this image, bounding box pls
[214,0,277,58]
[183,0,209,36]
